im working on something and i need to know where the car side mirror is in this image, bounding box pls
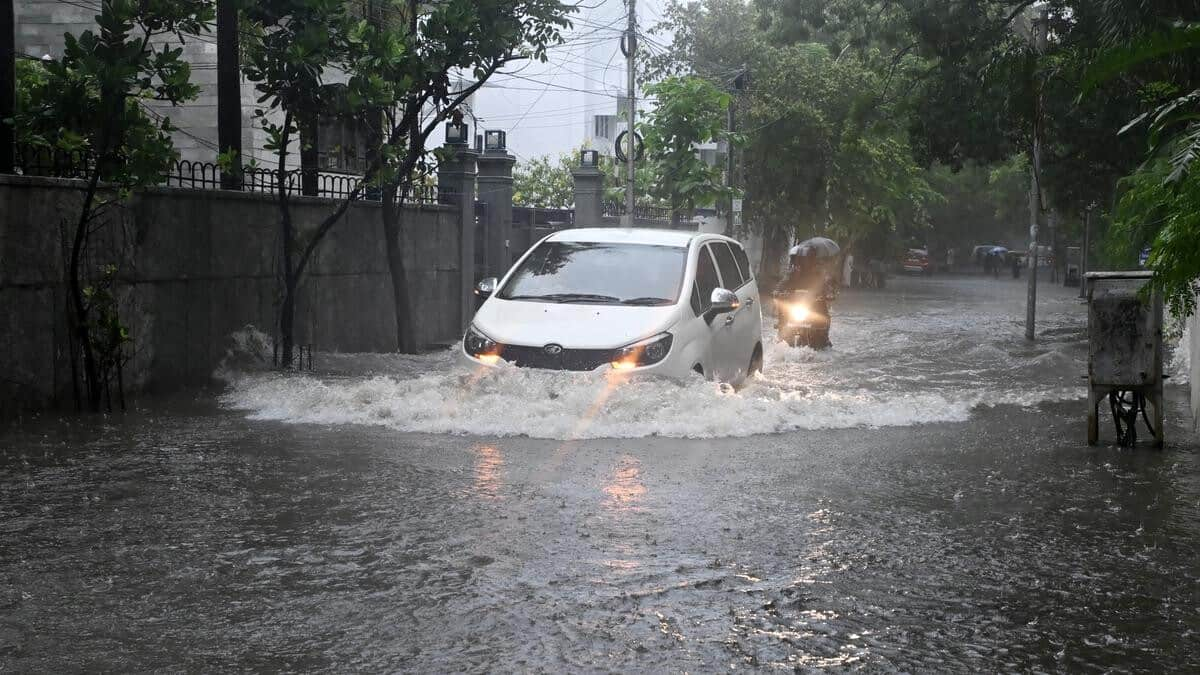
[706,287,739,324]
[475,277,498,298]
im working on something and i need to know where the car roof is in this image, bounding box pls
[546,227,737,248]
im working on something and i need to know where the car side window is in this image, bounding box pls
[693,245,720,315]
[712,242,744,289]
[731,243,753,282]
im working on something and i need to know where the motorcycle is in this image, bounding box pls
[774,289,832,349]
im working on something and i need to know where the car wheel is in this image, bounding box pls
[748,345,763,377]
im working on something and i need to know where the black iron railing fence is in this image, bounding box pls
[601,201,671,221]
[12,144,453,205]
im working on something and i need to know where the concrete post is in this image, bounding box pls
[572,152,604,228]
[1,0,14,174]
[438,144,478,330]
[216,0,241,189]
[476,147,516,276]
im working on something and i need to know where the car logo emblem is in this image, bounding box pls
[544,343,563,356]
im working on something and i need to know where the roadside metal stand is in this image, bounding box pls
[1086,271,1163,447]
[1064,246,1081,287]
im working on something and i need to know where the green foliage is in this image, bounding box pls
[1086,15,1200,314]
[640,76,735,219]
[340,0,573,190]
[513,153,575,208]
[1110,159,1200,315]
[10,0,212,412]
[14,0,212,186]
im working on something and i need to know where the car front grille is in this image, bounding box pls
[499,344,615,371]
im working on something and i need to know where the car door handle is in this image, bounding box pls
[724,315,735,326]
[744,297,755,308]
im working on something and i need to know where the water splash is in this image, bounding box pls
[218,282,1091,440]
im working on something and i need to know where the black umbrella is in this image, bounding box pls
[789,237,841,258]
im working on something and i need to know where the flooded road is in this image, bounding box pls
[2,275,1198,671]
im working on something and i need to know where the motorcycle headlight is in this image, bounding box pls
[787,304,811,322]
[464,325,501,360]
[611,333,673,370]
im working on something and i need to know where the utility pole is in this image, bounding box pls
[217,0,242,190]
[725,68,746,237]
[1,0,14,174]
[623,0,636,227]
[725,95,734,234]
[1079,202,1095,299]
[1025,3,1048,341]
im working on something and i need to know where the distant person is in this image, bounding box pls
[983,252,993,276]
[1011,254,1020,278]
[946,248,956,272]
[990,252,1001,278]
[842,253,854,288]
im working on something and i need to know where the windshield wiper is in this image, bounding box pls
[506,293,621,304]
[621,296,674,306]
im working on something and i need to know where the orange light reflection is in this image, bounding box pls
[472,444,504,501]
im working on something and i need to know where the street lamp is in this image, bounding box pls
[445,121,469,145]
[484,129,506,153]
[580,149,599,168]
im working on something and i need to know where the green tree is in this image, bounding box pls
[241,0,358,368]
[647,2,938,284]
[640,76,735,223]
[346,0,572,352]
[1085,17,1200,315]
[513,153,575,208]
[10,0,212,411]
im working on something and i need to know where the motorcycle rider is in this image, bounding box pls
[775,247,835,348]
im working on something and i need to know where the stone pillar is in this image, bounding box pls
[476,144,516,277]
[572,150,604,228]
[1,0,14,174]
[438,143,478,330]
[216,0,241,189]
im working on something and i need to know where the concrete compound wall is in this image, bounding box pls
[0,175,463,414]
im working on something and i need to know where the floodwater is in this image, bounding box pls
[2,275,1198,672]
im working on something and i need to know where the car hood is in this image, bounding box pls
[473,299,680,350]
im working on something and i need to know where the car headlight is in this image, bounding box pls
[611,332,673,370]
[464,325,501,360]
[787,304,811,322]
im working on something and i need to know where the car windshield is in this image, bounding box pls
[498,241,687,306]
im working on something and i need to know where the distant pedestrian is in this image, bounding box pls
[991,252,1000,278]
[842,253,854,288]
[1011,254,1021,278]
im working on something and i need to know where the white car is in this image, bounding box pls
[462,228,763,384]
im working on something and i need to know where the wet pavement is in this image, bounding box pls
[2,275,1198,672]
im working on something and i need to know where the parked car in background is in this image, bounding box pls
[464,228,764,385]
[901,248,931,274]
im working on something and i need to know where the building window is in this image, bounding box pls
[594,115,616,140]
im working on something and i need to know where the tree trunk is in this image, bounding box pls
[300,110,319,197]
[759,222,789,292]
[382,182,418,353]
[69,170,103,411]
[279,274,297,368]
[276,114,297,368]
